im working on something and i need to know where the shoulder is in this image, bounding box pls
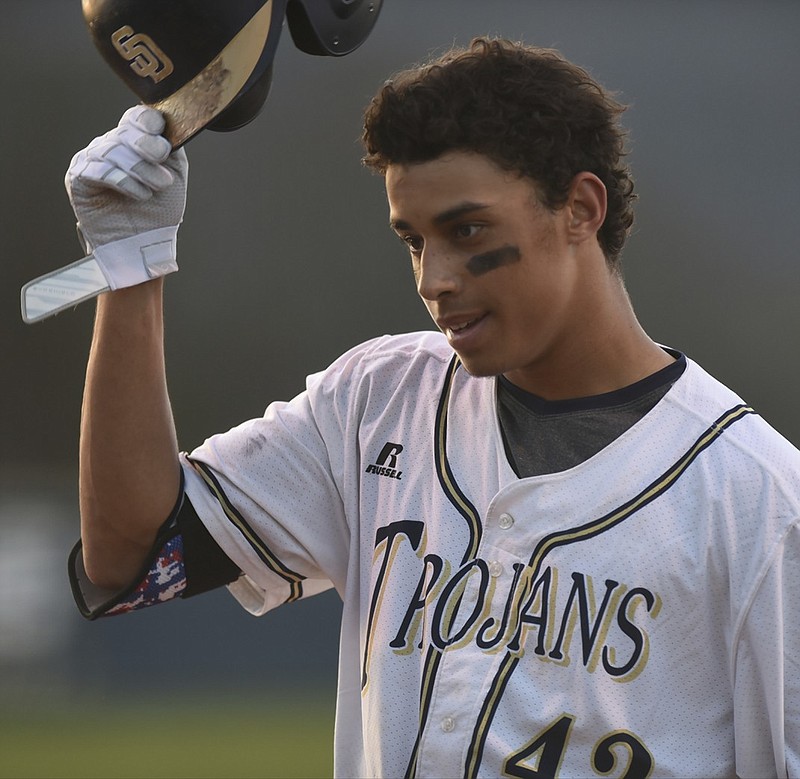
[337,330,452,369]
[298,331,462,447]
[308,331,454,394]
[671,355,800,505]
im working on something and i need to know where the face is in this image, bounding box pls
[386,151,594,391]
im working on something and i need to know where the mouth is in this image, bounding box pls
[438,313,488,342]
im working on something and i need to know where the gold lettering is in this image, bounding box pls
[111,26,174,84]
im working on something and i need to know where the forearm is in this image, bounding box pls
[79,279,181,589]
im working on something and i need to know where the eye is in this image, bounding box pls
[455,223,482,240]
[399,233,423,254]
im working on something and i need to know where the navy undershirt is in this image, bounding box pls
[497,351,687,478]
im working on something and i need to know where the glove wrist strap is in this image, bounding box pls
[93,226,179,290]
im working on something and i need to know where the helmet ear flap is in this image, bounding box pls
[286,0,383,56]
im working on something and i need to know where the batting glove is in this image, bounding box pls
[65,105,188,290]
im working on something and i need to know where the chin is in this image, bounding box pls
[453,353,502,378]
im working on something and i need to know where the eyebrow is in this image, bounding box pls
[390,201,490,232]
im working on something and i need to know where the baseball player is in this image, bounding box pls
[67,39,800,778]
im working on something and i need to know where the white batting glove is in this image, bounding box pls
[65,105,188,290]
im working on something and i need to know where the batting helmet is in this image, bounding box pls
[81,0,384,147]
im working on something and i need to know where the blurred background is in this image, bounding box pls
[1,1,798,776]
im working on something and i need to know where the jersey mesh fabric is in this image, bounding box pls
[179,331,800,778]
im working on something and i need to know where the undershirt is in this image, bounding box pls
[497,352,687,478]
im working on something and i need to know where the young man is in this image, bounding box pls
[69,39,800,777]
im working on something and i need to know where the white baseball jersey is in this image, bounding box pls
[181,331,800,778]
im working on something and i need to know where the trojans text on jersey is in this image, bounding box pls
[363,519,661,690]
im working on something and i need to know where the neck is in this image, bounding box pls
[504,271,673,400]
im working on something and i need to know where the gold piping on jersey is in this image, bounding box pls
[435,355,482,565]
[189,458,305,602]
[464,652,520,778]
[403,357,485,777]
[404,645,443,779]
[524,403,755,573]
[462,403,755,777]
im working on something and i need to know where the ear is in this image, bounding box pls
[565,172,607,246]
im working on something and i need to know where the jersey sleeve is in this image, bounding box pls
[733,519,800,777]
[180,338,382,616]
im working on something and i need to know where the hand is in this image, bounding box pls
[65,105,188,290]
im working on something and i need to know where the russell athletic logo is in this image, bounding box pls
[111,25,174,84]
[365,442,404,480]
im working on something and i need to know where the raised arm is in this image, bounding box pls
[80,280,180,590]
[67,106,188,590]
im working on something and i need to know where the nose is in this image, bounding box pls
[415,245,461,301]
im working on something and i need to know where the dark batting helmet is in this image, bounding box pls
[81,0,384,147]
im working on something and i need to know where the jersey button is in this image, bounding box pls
[498,513,514,529]
[488,561,504,578]
[441,716,456,733]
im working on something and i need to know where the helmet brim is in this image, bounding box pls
[149,1,283,147]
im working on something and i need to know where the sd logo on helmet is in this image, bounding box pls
[81,0,384,147]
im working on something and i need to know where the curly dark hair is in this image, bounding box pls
[362,38,636,265]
